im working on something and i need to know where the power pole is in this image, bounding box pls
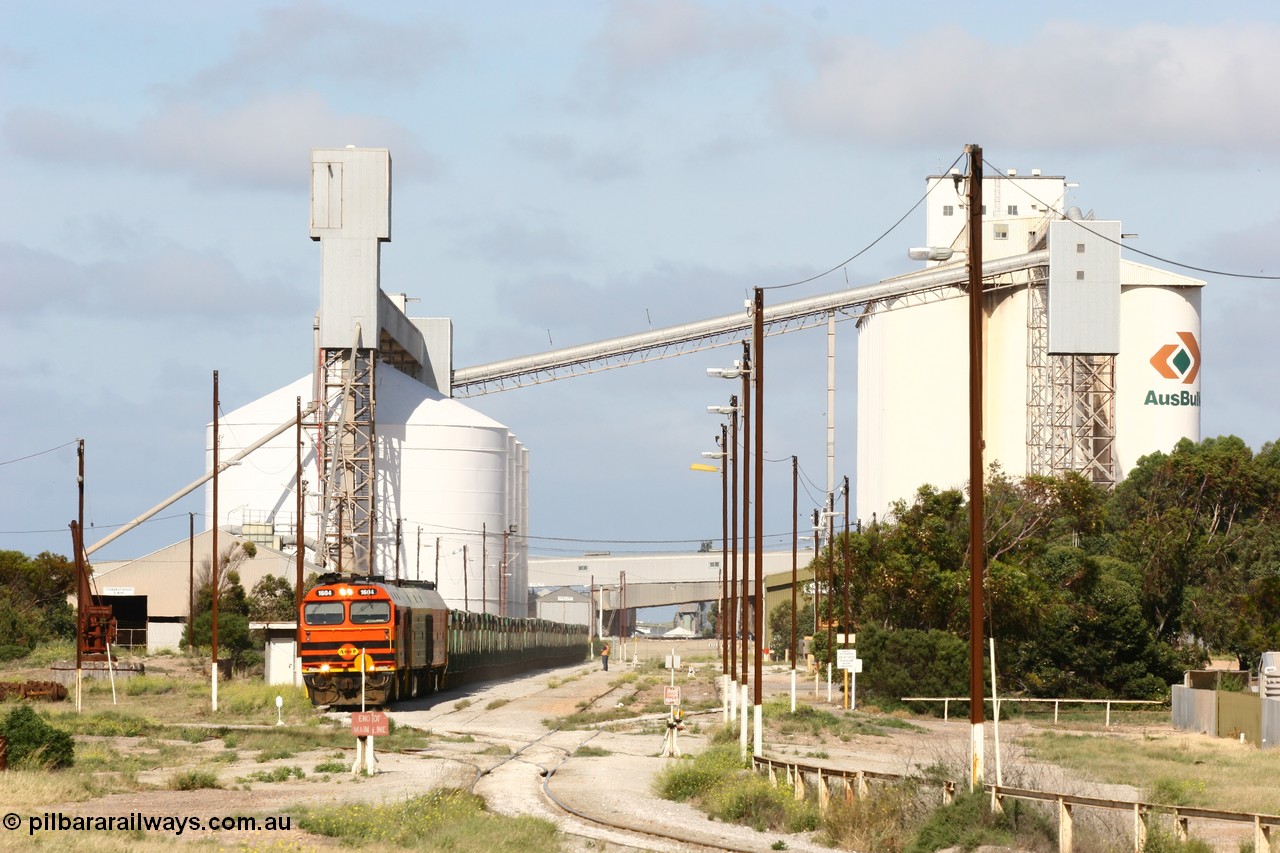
[966,143,987,791]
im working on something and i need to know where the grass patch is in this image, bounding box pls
[821,782,923,852]
[295,788,560,850]
[574,745,611,757]
[655,743,816,834]
[486,698,510,710]
[654,743,745,802]
[454,698,472,711]
[1024,730,1280,815]
[242,766,305,783]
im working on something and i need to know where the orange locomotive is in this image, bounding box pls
[300,573,589,706]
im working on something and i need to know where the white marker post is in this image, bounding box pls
[351,650,379,775]
[836,648,863,710]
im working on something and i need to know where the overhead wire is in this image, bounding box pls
[761,150,967,292]
[981,157,1280,281]
[0,439,79,467]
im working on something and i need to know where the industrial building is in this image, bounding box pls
[856,168,1202,519]
[204,147,530,616]
[81,153,1205,651]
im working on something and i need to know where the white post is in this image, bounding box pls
[739,683,749,758]
[849,666,857,711]
[990,638,1002,787]
[75,669,82,714]
[211,662,218,711]
[753,704,763,757]
[790,669,796,713]
[106,643,117,705]
[826,663,832,703]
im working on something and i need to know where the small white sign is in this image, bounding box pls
[836,633,856,644]
[102,586,135,596]
[836,649,862,672]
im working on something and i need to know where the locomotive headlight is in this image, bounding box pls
[320,664,330,673]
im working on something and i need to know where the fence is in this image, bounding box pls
[751,753,1279,853]
[901,696,1165,726]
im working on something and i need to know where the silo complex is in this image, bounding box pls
[205,371,528,615]
[202,147,530,615]
[857,169,1202,520]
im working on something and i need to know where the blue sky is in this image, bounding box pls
[4,2,1280,565]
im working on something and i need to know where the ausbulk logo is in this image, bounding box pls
[1145,331,1200,407]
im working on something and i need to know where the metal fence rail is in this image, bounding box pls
[751,754,1278,853]
[901,695,1166,726]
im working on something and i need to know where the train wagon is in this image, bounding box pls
[300,573,590,707]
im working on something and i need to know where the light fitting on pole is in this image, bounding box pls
[701,450,726,459]
[707,361,747,380]
[908,247,963,262]
[707,405,738,415]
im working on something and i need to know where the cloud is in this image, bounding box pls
[776,21,1280,152]
[576,0,789,109]
[456,217,589,267]
[509,133,641,182]
[3,92,432,191]
[185,2,459,95]
[0,239,307,320]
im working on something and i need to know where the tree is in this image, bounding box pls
[183,543,256,672]
[249,574,297,622]
[0,550,79,651]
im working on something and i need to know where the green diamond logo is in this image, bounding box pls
[1171,348,1191,375]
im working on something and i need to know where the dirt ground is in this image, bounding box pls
[6,642,1269,852]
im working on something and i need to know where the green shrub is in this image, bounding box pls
[906,789,1053,853]
[0,644,31,662]
[169,769,220,790]
[1,704,75,769]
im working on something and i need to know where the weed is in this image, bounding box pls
[242,766,305,784]
[313,760,347,774]
[486,698,510,710]
[454,698,472,711]
[1142,827,1214,853]
[706,774,818,833]
[169,769,221,790]
[905,788,1054,853]
[574,745,612,757]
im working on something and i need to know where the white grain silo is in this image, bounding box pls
[856,168,1202,521]
[201,147,531,616]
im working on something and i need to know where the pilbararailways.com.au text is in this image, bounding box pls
[7,811,292,836]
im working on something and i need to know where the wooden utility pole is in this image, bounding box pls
[966,143,986,791]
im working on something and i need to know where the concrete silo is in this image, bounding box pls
[856,168,1203,521]
[203,147,530,615]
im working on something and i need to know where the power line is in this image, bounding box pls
[0,439,79,467]
[982,157,1280,281]
[762,150,967,291]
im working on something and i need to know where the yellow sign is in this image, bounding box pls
[354,653,375,673]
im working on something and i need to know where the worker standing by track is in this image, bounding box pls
[601,643,610,671]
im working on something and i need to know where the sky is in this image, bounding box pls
[3,1,1280,568]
